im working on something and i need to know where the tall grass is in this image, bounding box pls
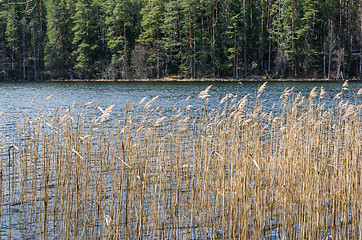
[0,82,361,239]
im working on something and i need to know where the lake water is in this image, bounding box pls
[0,81,361,118]
[0,80,361,239]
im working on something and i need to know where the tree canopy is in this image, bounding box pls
[0,0,361,80]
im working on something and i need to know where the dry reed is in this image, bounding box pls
[0,84,361,239]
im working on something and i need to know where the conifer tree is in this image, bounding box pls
[297,0,318,75]
[225,0,243,78]
[28,0,46,81]
[359,1,362,78]
[105,0,130,79]
[0,7,9,80]
[270,0,299,77]
[5,5,20,79]
[138,0,164,78]
[44,0,74,78]
[178,0,197,77]
[161,0,181,76]
[0,0,361,80]
[72,0,93,78]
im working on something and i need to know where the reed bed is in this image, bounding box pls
[0,82,361,239]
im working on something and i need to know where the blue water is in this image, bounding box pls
[0,81,360,117]
[0,80,361,239]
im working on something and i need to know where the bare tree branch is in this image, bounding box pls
[0,0,37,14]
[0,0,35,6]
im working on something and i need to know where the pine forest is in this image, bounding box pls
[0,0,361,80]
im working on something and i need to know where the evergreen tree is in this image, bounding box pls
[31,0,46,81]
[105,0,130,79]
[0,0,361,80]
[196,0,212,77]
[44,0,75,78]
[5,5,20,79]
[342,0,360,78]
[225,0,243,78]
[178,0,197,77]
[72,0,93,78]
[270,0,299,77]
[161,0,181,76]
[0,7,9,80]
[248,0,267,75]
[138,0,164,78]
[297,0,319,75]
[359,1,362,78]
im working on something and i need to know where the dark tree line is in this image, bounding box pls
[0,0,361,80]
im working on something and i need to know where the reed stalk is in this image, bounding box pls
[0,84,361,239]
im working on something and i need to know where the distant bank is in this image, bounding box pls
[45,77,362,82]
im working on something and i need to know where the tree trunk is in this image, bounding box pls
[328,41,332,79]
[323,40,326,78]
[193,31,196,79]
[328,21,334,79]
[243,0,247,74]
[22,18,26,81]
[233,31,236,78]
[201,11,205,77]
[268,38,271,72]
[39,0,43,81]
[212,0,216,78]
[31,24,38,81]
[123,0,129,79]
[360,3,362,78]
[236,51,239,78]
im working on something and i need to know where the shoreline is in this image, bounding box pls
[2,76,361,82]
[46,77,361,82]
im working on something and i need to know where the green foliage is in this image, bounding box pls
[0,0,360,80]
[72,0,93,78]
[105,0,125,62]
[5,6,19,53]
[161,0,181,75]
[138,0,164,77]
[44,0,75,77]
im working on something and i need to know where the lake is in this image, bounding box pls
[0,80,360,117]
[0,80,361,239]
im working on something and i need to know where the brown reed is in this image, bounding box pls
[0,83,361,239]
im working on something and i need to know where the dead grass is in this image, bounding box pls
[0,82,361,239]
